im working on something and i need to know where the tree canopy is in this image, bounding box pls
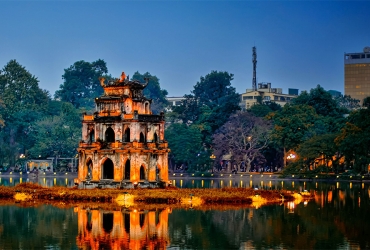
[291,85,343,117]
[212,111,272,171]
[55,59,108,109]
[131,71,168,114]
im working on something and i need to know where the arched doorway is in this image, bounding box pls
[103,158,114,179]
[140,132,145,143]
[124,160,130,180]
[140,165,145,180]
[86,158,93,179]
[124,128,130,142]
[105,127,115,142]
[153,132,158,143]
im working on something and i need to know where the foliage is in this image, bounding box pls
[165,123,207,171]
[291,85,343,117]
[131,71,168,114]
[334,95,360,111]
[55,59,108,109]
[363,96,370,108]
[0,60,49,119]
[335,109,370,173]
[0,60,50,167]
[212,111,272,171]
[249,104,274,117]
[268,104,319,151]
[296,133,342,172]
[174,71,240,130]
[27,102,81,159]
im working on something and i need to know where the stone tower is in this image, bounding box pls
[75,72,169,188]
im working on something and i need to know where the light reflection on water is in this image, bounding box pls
[0,176,369,249]
[0,176,76,187]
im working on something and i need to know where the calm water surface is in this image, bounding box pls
[0,178,369,249]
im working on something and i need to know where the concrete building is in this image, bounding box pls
[240,82,298,110]
[344,47,370,105]
[165,96,185,112]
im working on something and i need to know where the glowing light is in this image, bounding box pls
[286,153,296,160]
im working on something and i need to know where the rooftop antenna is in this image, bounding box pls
[252,46,257,91]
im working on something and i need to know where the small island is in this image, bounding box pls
[0,183,313,210]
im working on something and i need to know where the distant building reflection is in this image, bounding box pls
[75,206,171,249]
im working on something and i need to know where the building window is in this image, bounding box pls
[140,165,145,180]
[242,96,253,100]
[140,132,145,143]
[124,128,130,142]
[105,127,115,142]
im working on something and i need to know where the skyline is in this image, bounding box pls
[1,1,369,98]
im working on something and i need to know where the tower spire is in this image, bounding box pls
[252,46,257,91]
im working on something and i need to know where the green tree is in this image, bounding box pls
[165,123,206,171]
[249,104,273,117]
[292,85,342,117]
[174,71,240,141]
[363,96,370,108]
[268,104,319,167]
[131,71,168,114]
[55,59,108,109]
[28,102,81,161]
[335,109,370,173]
[334,95,360,111]
[296,133,342,173]
[176,71,239,124]
[0,60,49,167]
[0,60,49,119]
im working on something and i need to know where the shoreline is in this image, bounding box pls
[0,183,313,209]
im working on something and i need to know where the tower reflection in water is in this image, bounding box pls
[75,206,171,249]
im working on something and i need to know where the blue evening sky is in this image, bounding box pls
[1,1,369,97]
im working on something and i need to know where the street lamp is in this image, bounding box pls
[210,154,216,173]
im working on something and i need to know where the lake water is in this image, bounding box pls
[0,177,369,249]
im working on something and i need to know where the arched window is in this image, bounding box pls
[124,128,130,142]
[103,158,114,179]
[89,129,95,143]
[86,158,93,179]
[139,132,145,143]
[153,132,158,143]
[105,127,115,142]
[124,160,130,180]
[140,165,145,180]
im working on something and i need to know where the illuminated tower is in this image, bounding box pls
[75,72,170,188]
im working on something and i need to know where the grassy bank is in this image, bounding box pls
[0,183,313,208]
